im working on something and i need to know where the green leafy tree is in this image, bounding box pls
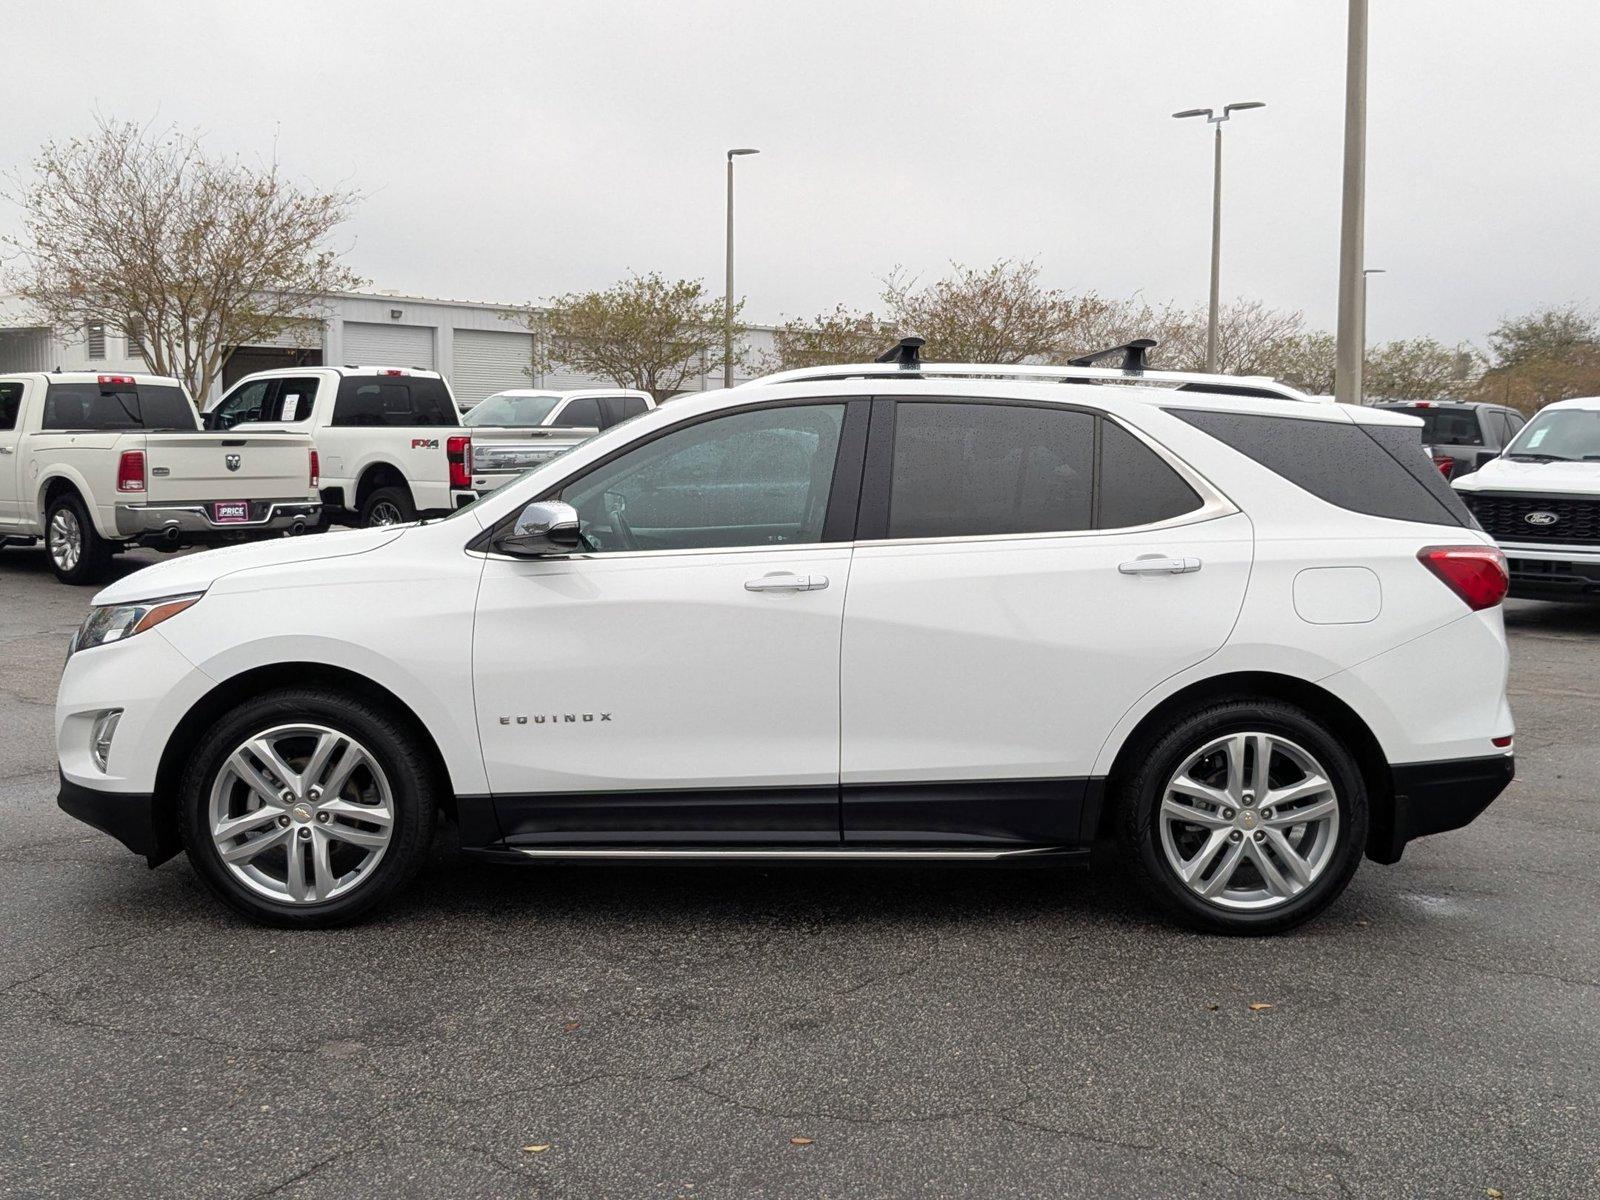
[516,273,737,401]
[1364,337,1479,402]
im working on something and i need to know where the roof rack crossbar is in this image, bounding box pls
[874,335,925,369]
[1067,338,1158,374]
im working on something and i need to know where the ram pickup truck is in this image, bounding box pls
[461,388,655,493]
[204,366,528,526]
[1454,395,1600,600]
[1374,400,1526,481]
[0,372,320,584]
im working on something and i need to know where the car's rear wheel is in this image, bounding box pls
[1119,699,1368,934]
[179,689,438,927]
[359,486,416,528]
[46,493,113,585]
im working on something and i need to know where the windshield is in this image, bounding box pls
[1504,408,1600,461]
[463,393,562,428]
[1379,405,1482,446]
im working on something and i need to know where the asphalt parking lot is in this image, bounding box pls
[1,544,1596,1200]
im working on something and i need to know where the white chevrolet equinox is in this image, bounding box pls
[55,343,1515,933]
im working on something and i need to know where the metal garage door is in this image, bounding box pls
[452,329,534,405]
[343,322,434,370]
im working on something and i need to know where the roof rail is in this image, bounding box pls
[741,359,1318,403]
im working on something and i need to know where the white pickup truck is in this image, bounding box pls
[0,372,320,584]
[461,388,655,493]
[203,366,532,526]
[1454,395,1600,601]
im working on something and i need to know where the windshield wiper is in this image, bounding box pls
[1505,452,1573,462]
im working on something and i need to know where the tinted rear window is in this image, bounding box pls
[1169,408,1472,528]
[43,382,195,431]
[1099,422,1204,528]
[888,402,1095,539]
[332,376,457,427]
[1377,405,1482,446]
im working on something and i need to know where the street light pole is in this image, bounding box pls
[1174,102,1265,372]
[1334,0,1369,405]
[724,147,759,389]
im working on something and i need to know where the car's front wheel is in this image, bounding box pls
[179,688,438,927]
[1119,699,1368,934]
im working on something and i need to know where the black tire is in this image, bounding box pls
[359,485,416,529]
[179,688,438,927]
[1117,699,1368,935]
[45,492,114,585]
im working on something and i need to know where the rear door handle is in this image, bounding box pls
[1118,555,1202,576]
[745,572,829,592]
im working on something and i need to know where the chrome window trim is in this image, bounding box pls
[469,404,1241,562]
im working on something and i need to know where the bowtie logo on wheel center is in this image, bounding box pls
[1239,809,1257,830]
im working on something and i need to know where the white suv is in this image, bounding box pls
[54,344,1515,932]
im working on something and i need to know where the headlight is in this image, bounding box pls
[69,593,203,656]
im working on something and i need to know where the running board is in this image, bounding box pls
[508,845,1082,862]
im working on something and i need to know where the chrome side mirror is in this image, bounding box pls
[493,500,583,557]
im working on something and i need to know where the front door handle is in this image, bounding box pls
[0,446,13,455]
[1118,555,1202,576]
[745,572,829,592]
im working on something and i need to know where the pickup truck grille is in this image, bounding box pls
[1462,492,1600,544]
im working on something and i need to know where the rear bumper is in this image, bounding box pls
[114,499,320,540]
[1368,754,1514,864]
[57,773,175,866]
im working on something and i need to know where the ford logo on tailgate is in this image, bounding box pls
[1524,511,1559,526]
[225,453,241,472]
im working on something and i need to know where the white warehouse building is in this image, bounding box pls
[0,290,780,405]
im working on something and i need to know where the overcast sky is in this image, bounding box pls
[2,0,1596,349]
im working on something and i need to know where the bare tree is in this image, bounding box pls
[882,259,1107,363]
[3,117,363,402]
[1365,337,1479,402]
[512,273,737,401]
[760,303,891,372]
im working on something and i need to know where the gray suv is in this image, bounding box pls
[1373,401,1526,481]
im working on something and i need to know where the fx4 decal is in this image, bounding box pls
[411,438,439,449]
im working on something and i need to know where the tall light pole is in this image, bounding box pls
[1173,101,1266,372]
[1361,267,1385,398]
[724,147,759,388]
[1334,0,1369,405]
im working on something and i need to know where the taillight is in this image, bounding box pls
[1417,545,1508,611]
[116,450,146,493]
[309,449,320,489]
[447,436,472,490]
[1434,455,1455,479]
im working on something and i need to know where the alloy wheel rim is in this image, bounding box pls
[1158,731,1340,912]
[208,723,395,904]
[49,509,81,572]
[368,501,403,526]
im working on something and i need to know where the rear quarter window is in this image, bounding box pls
[1168,408,1473,528]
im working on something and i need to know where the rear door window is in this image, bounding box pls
[333,376,457,427]
[887,402,1095,539]
[1169,408,1472,528]
[0,382,23,430]
[1098,422,1204,528]
[553,397,603,428]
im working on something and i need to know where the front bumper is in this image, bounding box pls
[57,772,174,866]
[1496,545,1600,600]
[1368,753,1515,864]
[114,499,321,541]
